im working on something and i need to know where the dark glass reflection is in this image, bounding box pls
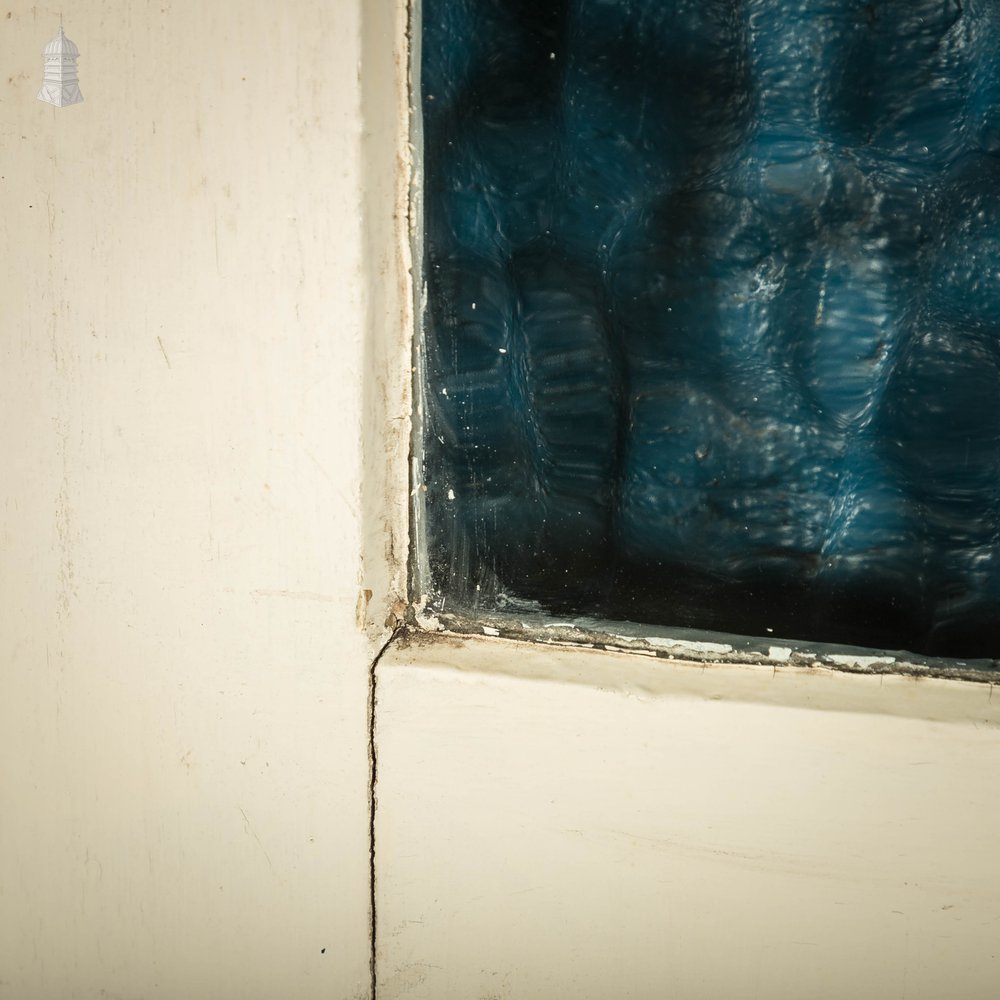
[420,0,1000,659]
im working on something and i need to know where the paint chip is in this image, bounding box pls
[645,637,734,656]
[827,654,896,669]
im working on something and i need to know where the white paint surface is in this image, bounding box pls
[6,2,1000,998]
[377,636,1000,1000]
[0,3,394,997]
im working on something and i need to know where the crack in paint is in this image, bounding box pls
[368,623,406,999]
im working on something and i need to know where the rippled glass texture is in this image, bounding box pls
[420,0,1000,659]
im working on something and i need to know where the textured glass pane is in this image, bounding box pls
[419,0,1000,659]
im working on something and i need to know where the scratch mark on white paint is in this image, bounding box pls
[251,588,335,603]
[301,445,358,515]
[239,807,274,872]
[156,335,172,369]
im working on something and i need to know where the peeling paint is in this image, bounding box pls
[643,637,734,657]
[827,654,896,670]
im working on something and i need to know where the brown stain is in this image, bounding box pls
[395,628,464,652]
[384,596,407,630]
[356,588,374,629]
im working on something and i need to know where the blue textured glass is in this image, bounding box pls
[419,0,1000,659]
